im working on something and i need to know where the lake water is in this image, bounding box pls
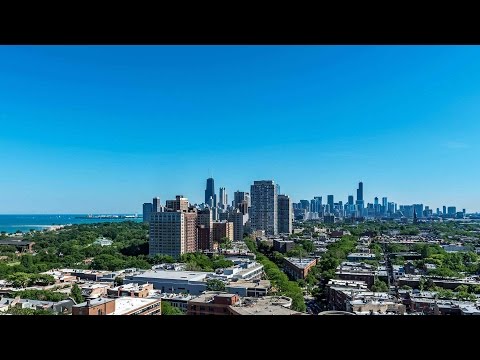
[0,214,142,234]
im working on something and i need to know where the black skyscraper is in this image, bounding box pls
[348,195,354,205]
[205,177,217,207]
[327,195,334,212]
[357,181,363,202]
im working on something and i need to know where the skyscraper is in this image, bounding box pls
[348,195,354,205]
[413,204,424,218]
[327,195,334,214]
[277,194,293,234]
[233,191,247,208]
[219,187,227,209]
[357,181,363,201]
[204,178,216,207]
[356,182,364,216]
[143,203,153,223]
[443,206,447,215]
[250,180,278,236]
[447,206,457,215]
[314,196,322,213]
[153,197,161,212]
[299,200,310,210]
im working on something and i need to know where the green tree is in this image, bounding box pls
[220,237,233,250]
[6,272,31,288]
[15,289,68,302]
[371,279,389,292]
[114,276,124,286]
[70,284,84,304]
[161,301,184,315]
[150,254,175,264]
[7,307,55,315]
[206,279,226,292]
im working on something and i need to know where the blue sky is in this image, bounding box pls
[0,45,479,213]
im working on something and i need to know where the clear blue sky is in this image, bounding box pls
[0,45,479,214]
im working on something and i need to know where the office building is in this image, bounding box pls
[299,200,310,210]
[313,196,322,213]
[443,206,447,215]
[165,195,189,212]
[413,204,424,218]
[355,182,364,217]
[233,191,247,208]
[219,187,227,209]
[327,195,334,214]
[348,195,354,205]
[382,197,388,215]
[250,180,278,236]
[153,197,161,213]
[357,181,363,201]
[277,194,293,234]
[143,203,153,223]
[386,202,394,216]
[205,177,217,207]
[447,206,457,216]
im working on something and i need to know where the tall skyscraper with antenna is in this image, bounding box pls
[204,177,216,207]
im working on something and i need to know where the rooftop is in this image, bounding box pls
[347,253,376,258]
[110,297,160,315]
[230,296,301,315]
[129,270,209,282]
[284,257,317,269]
[189,292,238,304]
[73,297,114,308]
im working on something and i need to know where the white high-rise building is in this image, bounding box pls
[219,187,227,209]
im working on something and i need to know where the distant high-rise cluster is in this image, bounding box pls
[291,181,465,223]
[143,178,465,258]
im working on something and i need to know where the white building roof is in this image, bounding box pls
[110,297,160,315]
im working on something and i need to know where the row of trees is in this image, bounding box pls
[14,289,68,302]
[6,273,55,288]
[245,238,306,312]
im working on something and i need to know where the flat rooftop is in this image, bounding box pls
[231,296,301,315]
[228,279,271,289]
[190,292,237,304]
[130,270,209,282]
[73,298,114,308]
[347,253,376,258]
[110,297,160,315]
[284,257,317,269]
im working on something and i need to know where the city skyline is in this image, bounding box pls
[1,46,480,213]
